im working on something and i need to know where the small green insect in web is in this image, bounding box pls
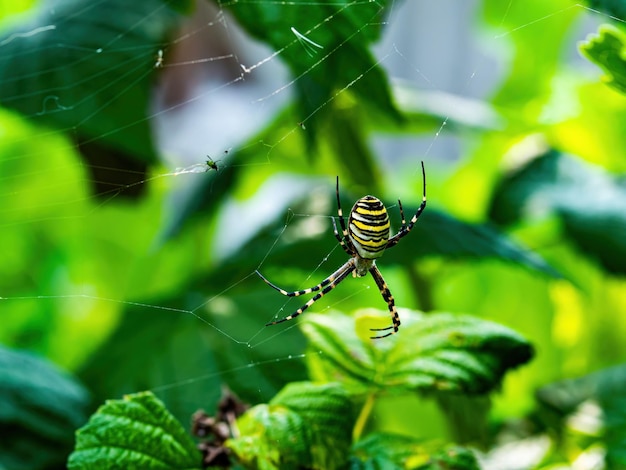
[154,49,164,68]
[205,157,220,172]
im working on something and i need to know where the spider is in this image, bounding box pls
[256,162,426,339]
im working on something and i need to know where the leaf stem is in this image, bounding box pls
[352,392,376,442]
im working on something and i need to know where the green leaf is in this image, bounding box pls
[537,363,626,468]
[222,0,401,143]
[302,310,534,395]
[67,391,201,470]
[489,150,626,274]
[0,0,189,162]
[384,209,559,277]
[350,433,479,470]
[579,24,626,94]
[228,382,355,470]
[0,345,90,470]
[418,445,480,470]
[586,0,626,23]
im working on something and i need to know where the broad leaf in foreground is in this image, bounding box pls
[67,391,201,470]
[302,310,533,395]
[228,382,354,470]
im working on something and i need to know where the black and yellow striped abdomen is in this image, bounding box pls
[348,196,390,259]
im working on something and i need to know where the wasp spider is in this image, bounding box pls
[257,163,426,339]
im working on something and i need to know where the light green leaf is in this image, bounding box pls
[0,345,90,470]
[67,391,201,470]
[303,310,534,395]
[228,382,355,470]
[580,24,626,94]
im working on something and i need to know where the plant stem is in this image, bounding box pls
[352,392,376,442]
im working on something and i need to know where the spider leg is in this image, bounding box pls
[332,217,354,256]
[336,176,350,241]
[262,260,356,326]
[368,264,400,339]
[386,161,427,249]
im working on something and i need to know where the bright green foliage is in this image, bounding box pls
[67,391,201,470]
[580,24,626,95]
[0,345,89,469]
[303,311,533,395]
[228,382,354,470]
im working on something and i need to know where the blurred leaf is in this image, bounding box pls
[350,433,479,470]
[228,174,559,278]
[303,310,534,395]
[222,0,401,144]
[384,209,560,277]
[586,0,626,22]
[489,150,626,274]
[0,345,90,470]
[0,0,189,162]
[537,363,626,467]
[67,391,201,470]
[580,24,626,95]
[228,382,354,470]
[418,445,480,470]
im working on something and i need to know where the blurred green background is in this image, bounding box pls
[1,0,626,468]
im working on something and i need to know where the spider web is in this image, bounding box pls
[0,0,614,426]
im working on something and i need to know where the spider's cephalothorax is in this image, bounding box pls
[257,162,426,339]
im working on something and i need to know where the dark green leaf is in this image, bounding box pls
[586,0,626,23]
[489,150,626,274]
[303,310,534,395]
[0,0,189,162]
[351,433,479,470]
[419,445,480,470]
[67,391,201,470]
[222,0,401,143]
[537,363,626,468]
[0,345,90,470]
[580,24,626,94]
[229,382,355,470]
[384,209,559,277]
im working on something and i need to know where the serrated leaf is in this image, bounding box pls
[229,382,355,470]
[580,24,626,94]
[67,391,201,470]
[0,345,90,470]
[489,150,626,274]
[302,310,533,395]
[0,0,188,162]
